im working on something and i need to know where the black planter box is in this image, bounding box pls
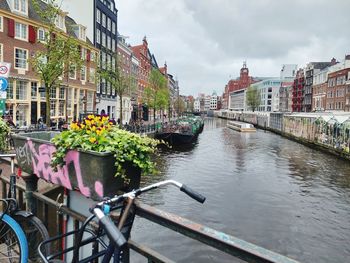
[12,132,141,200]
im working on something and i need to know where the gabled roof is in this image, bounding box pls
[0,1,10,12]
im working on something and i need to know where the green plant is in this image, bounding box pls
[0,118,11,152]
[51,115,162,181]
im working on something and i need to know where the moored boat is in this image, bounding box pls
[227,121,256,132]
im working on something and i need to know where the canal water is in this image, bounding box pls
[131,117,350,263]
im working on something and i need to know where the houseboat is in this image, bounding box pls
[227,121,256,132]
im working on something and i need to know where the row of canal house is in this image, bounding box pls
[0,0,180,127]
[0,0,99,127]
[225,55,350,113]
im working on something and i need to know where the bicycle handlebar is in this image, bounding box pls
[93,208,127,248]
[98,180,206,207]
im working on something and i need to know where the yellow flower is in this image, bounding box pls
[89,137,96,143]
[88,114,94,119]
[91,126,96,131]
[96,129,102,136]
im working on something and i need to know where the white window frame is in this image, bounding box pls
[102,32,106,47]
[55,14,65,30]
[102,13,106,28]
[96,29,101,44]
[107,17,111,31]
[37,28,45,41]
[15,22,28,41]
[13,0,27,14]
[81,47,87,60]
[81,66,86,81]
[96,9,101,23]
[112,22,115,34]
[69,64,76,80]
[0,16,3,32]
[14,47,28,70]
[89,68,95,83]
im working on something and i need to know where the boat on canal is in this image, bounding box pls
[227,121,256,132]
[155,116,204,145]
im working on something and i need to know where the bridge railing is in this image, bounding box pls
[0,160,298,263]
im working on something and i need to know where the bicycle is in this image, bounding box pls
[38,180,206,262]
[0,153,50,262]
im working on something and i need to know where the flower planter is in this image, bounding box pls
[12,132,141,200]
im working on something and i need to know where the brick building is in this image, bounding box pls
[326,67,350,111]
[292,68,305,112]
[222,62,255,109]
[0,0,98,126]
[131,37,151,120]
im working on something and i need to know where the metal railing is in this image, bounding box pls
[0,162,299,263]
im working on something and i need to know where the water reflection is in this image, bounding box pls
[133,117,350,263]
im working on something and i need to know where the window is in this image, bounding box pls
[16,80,27,100]
[96,9,101,23]
[112,22,115,34]
[102,32,106,47]
[81,66,86,81]
[0,16,3,32]
[15,22,27,40]
[59,87,65,99]
[81,47,87,60]
[59,101,64,116]
[15,48,28,69]
[0,44,3,62]
[89,68,95,83]
[7,80,14,99]
[50,101,56,116]
[31,82,37,99]
[50,87,56,99]
[107,17,111,31]
[69,64,76,79]
[112,40,115,51]
[37,28,45,41]
[55,14,65,30]
[91,51,96,62]
[107,35,111,49]
[96,29,101,44]
[80,27,86,40]
[13,0,27,13]
[102,13,106,28]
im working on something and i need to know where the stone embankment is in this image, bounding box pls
[216,110,350,161]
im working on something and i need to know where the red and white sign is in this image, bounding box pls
[0,63,11,78]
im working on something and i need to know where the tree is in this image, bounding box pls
[143,69,168,124]
[174,96,185,116]
[246,85,261,112]
[31,0,83,127]
[99,55,135,127]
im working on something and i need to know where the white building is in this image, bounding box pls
[251,79,282,112]
[280,64,297,80]
[204,95,211,111]
[194,99,200,112]
[210,91,218,110]
[229,89,246,111]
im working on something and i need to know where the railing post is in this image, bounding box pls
[22,174,38,214]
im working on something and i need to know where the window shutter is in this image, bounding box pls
[87,50,91,62]
[29,25,36,43]
[7,18,15,38]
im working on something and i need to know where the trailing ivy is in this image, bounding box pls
[0,118,11,152]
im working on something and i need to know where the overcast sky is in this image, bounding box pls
[116,0,350,96]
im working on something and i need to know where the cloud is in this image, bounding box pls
[117,0,350,96]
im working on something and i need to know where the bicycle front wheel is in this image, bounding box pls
[0,213,28,263]
[13,213,50,262]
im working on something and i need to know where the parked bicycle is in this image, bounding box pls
[38,180,206,262]
[0,153,50,262]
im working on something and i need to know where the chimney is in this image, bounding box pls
[345,55,350,60]
[331,57,337,65]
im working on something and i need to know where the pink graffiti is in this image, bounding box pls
[26,139,95,197]
[94,181,103,197]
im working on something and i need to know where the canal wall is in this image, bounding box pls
[216,111,350,160]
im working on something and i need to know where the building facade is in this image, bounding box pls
[251,79,282,112]
[292,68,305,112]
[62,0,118,118]
[0,0,98,127]
[279,82,293,112]
[223,62,256,109]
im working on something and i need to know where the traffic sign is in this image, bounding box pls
[0,77,8,91]
[0,63,11,78]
